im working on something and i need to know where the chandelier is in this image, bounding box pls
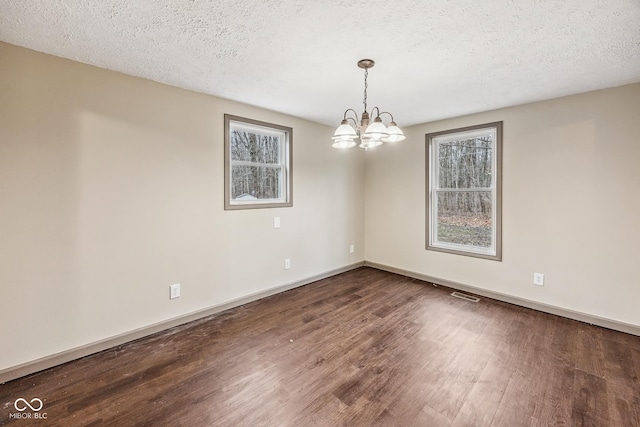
[332,59,406,150]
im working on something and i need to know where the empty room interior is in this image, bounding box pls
[1,1,640,426]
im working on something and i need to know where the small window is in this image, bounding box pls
[426,122,502,260]
[224,115,292,210]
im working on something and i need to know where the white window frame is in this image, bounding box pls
[224,114,293,210]
[426,122,502,261]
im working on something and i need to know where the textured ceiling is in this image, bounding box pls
[1,0,639,127]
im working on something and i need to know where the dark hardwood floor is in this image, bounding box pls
[1,267,639,426]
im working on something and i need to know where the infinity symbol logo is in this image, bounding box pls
[14,398,44,412]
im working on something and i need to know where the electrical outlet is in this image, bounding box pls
[284,258,291,270]
[533,273,544,286]
[349,244,355,254]
[273,217,281,229]
[170,283,181,299]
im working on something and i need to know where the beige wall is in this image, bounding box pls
[0,42,365,371]
[2,40,639,373]
[365,83,640,327]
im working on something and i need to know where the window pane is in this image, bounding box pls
[225,115,292,210]
[438,136,492,189]
[231,165,282,200]
[230,130,281,164]
[436,191,492,248]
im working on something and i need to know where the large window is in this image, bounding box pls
[224,115,292,210]
[426,122,502,260]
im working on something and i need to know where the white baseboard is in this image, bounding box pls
[0,262,365,384]
[365,261,640,337]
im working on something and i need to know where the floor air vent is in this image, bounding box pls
[450,291,480,303]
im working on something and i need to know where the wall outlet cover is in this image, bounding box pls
[533,273,544,286]
[170,283,181,299]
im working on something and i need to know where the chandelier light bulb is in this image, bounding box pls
[382,122,406,143]
[332,120,358,149]
[359,138,383,150]
[332,139,357,149]
[363,117,389,142]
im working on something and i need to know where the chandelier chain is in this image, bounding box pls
[363,68,368,112]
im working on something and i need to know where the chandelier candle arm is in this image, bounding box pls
[332,59,405,150]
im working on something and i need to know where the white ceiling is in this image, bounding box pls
[2,0,639,128]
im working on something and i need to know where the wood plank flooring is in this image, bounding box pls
[1,267,639,426]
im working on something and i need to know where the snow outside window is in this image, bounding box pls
[224,115,292,210]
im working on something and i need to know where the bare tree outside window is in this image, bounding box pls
[224,115,292,210]
[426,122,502,260]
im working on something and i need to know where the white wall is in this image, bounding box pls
[365,83,640,327]
[0,42,365,371]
